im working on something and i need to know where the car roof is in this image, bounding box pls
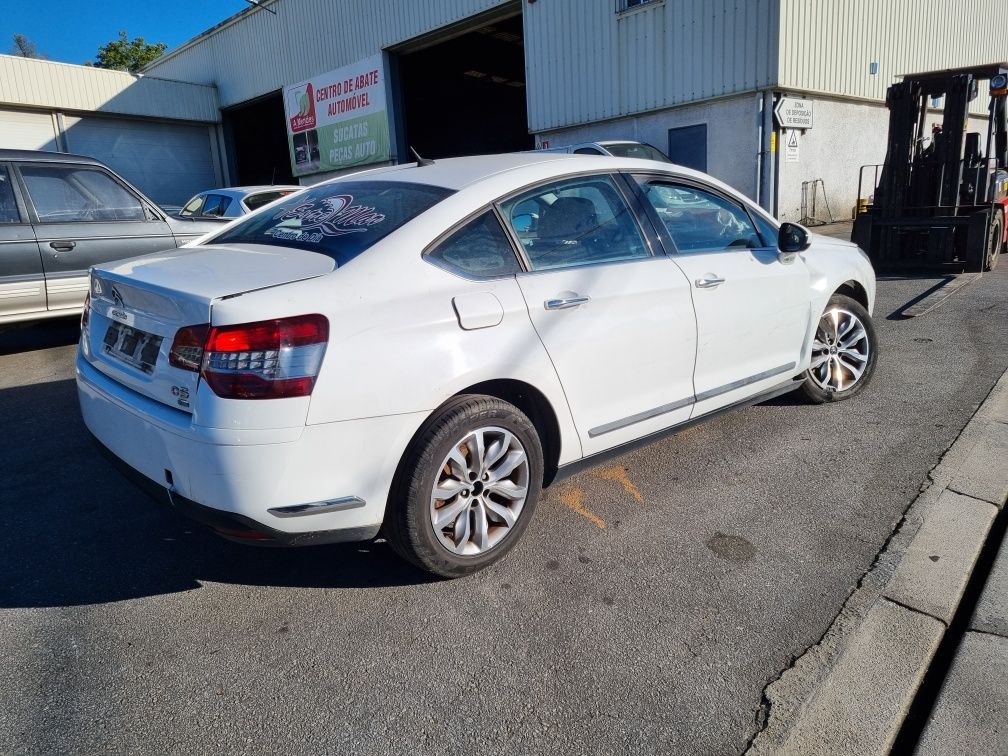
[0,148,104,165]
[193,185,301,198]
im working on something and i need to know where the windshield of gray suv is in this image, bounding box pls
[603,142,672,162]
[212,180,454,266]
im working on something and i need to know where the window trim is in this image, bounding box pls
[14,162,157,225]
[628,172,776,256]
[0,162,28,225]
[493,170,658,275]
[421,205,525,281]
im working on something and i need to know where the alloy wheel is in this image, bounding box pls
[808,307,871,392]
[429,426,530,556]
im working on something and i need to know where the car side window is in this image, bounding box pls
[639,180,761,253]
[574,147,604,155]
[425,210,521,278]
[0,167,21,223]
[500,174,649,271]
[20,165,146,223]
[180,195,204,217]
[751,210,779,248]
[200,194,232,217]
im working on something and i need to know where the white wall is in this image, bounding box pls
[535,94,763,200]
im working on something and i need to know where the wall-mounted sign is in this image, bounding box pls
[785,129,800,162]
[774,96,814,130]
[284,54,391,177]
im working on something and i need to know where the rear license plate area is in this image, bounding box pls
[103,322,163,374]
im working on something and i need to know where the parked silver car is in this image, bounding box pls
[0,149,222,326]
[178,185,302,220]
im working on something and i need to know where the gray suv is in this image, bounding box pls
[0,149,222,325]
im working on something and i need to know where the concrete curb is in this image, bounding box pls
[747,367,1008,756]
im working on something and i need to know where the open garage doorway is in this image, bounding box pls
[222,92,296,186]
[393,9,532,159]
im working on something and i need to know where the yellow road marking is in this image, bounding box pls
[595,465,644,504]
[558,484,606,529]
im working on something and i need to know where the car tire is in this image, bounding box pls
[385,395,544,578]
[799,293,878,404]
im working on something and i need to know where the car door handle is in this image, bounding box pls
[544,295,591,310]
[695,275,725,289]
[49,241,76,252]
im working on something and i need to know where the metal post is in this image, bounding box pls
[759,90,775,214]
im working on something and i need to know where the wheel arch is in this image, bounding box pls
[834,279,870,310]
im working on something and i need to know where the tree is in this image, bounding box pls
[94,31,167,73]
[10,34,44,59]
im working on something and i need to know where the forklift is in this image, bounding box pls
[853,63,1008,273]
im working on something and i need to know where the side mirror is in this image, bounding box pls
[778,222,811,261]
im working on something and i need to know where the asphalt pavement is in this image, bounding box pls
[1,263,1007,755]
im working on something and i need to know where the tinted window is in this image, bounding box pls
[574,147,605,155]
[0,167,20,223]
[603,142,672,162]
[200,194,232,217]
[212,181,453,267]
[21,165,145,222]
[180,195,204,217]
[500,174,649,271]
[426,211,521,278]
[639,180,761,252]
[244,190,296,211]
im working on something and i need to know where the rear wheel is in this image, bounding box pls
[386,395,543,578]
[799,294,878,404]
[985,212,1002,271]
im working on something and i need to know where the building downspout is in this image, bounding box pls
[759,89,776,215]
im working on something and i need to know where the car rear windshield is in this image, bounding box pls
[244,190,297,211]
[212,180,454,266]
[604,142,671,162]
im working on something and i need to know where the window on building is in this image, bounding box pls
[425,211,521,278]
[616,0,662,13]
[667,124,708,173]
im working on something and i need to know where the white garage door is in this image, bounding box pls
[0,109,59,151]
[63,116,218,205]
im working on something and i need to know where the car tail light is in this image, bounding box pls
[169,314,329,400]
[81,292,91,331]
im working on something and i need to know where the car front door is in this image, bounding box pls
[634,176,810,415]
[0,163,46,321]
[500,173,698,457]
[15,162,175,313]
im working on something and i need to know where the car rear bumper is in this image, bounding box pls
[76,350,426,544]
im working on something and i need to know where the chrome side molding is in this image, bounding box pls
[268,496,366,518]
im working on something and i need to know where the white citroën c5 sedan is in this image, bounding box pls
[77,153,878,577]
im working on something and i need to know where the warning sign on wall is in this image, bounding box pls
[785,130,800,163]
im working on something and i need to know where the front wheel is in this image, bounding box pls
[386,395,544,578]
[799,294,878,403]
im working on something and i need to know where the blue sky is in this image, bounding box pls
[2,0,250,65]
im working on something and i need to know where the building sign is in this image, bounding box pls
[284,54,390,177]
[785,130,800,162]
[774,96,814,130]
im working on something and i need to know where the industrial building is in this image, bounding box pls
[2,0,1006,219]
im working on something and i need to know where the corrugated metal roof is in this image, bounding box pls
[0,55,220,123]
[145,0,515,108]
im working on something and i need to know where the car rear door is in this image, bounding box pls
[633,175,810,416]
[15,162,175,313]
[499,172,698,457]
[0,162,46,320]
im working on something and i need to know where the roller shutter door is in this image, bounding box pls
[63,116,217,206]
[0,109,59,151]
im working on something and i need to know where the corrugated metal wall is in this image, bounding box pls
[146,0,514,108]
[0,55,219,123]
[778,0,1008,113]
[523,0,780,132]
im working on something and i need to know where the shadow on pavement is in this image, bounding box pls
[0,378,435,610]
[0,316,81,356]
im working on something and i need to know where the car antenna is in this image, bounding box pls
[410,147,435,167]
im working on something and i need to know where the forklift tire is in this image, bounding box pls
[985,212,1002,271]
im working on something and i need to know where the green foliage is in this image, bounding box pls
[11,34,44,59]
[95,31,167,73]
